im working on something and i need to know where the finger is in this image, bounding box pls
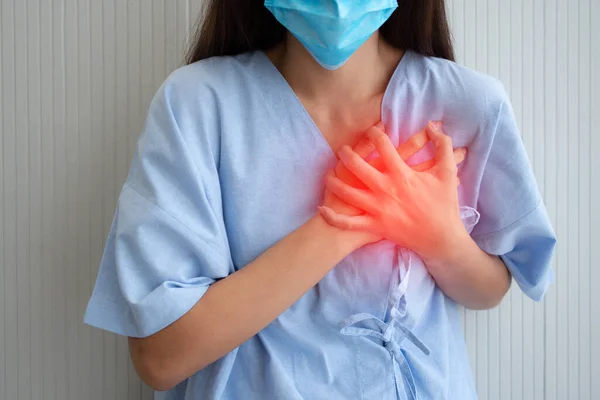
[411,147,467,172]
[319,206,379,232]
[326,168,354,193]
[453,147,467,165]
[365,126,412,179]
[324,169,345,201]
[396,128,428,161]
[334,122,386,189]
[335,162,365,189]
[338,145,388,193]
[351,121,385,166]
[374,121,386,131]
[426,121,455,168]
[351,136,377,160]
[324,168,337,182]
[368,130,426,174]
[411,158,434,173]
[326,172,381,216]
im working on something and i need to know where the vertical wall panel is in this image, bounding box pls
[88,0,105,398]
[52,1,68,398]
[39,1,55,396]
[101,0,117,396]
[542,1,559,399]
[577,0,592,397]
[76,1,92,398]
[26,0,42,398]
[64,0,79,397]
[0,1,597,399]
[591,1,600,399]
[0,1,4,395]
[555,2,571,398]
[2,0,19,399]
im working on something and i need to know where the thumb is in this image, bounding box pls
[375,121,386,133]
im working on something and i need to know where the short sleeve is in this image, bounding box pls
[470,83,557,301]
[84,74,233,337]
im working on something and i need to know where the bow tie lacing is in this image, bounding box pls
[340,248,430,400]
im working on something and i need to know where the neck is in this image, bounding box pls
[269,32,403,108]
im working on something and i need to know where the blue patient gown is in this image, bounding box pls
[84,50,557,400]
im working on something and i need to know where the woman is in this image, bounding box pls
[84,0,557,399]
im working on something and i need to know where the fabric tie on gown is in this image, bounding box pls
[340,248,429,400]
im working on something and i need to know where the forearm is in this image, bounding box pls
[129,214,362,390]
[423,232,511,310]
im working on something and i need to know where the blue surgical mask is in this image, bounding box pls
[264,0,398,70]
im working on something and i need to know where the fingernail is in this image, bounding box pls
[338,145,350,159]
[319,206,332,216]
[429,121,440,131]
[431,121,443,129]
[366,128,380,140]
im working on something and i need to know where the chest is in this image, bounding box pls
[216,82,484,268]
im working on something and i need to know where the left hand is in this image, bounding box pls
[319,122,470,262]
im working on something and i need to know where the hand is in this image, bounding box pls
[321,136,384,245]
[323,122,388,219]
[335,121,466,190]
[319,121,469,261]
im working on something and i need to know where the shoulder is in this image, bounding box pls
[134,54,254,167]
[156,52,259,108]
[405,51,510,122]
[144,52,261,144]
[418,53,507,103]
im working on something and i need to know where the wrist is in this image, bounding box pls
[422,229,475,272]
[310,213,365,255]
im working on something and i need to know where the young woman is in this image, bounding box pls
[85,0,557,398]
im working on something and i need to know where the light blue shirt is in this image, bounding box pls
[84,50,557,400]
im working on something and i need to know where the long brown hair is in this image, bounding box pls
[184,0,455,65]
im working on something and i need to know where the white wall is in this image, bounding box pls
[0,1,597,399]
